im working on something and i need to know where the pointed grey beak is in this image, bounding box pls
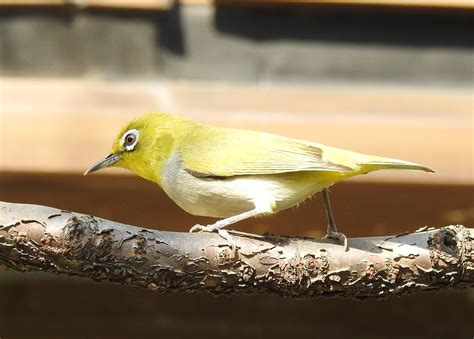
[84,153,121,176]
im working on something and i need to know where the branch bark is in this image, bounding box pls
[0,201,472,298]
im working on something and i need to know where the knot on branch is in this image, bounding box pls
[430,227,459,255]
[428,226,467,284]
[61,215,97,260]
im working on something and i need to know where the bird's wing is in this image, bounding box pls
[179,126,356,177]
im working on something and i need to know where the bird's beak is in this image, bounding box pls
[84,153,121,176]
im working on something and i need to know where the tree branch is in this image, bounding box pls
[0,201,472,298]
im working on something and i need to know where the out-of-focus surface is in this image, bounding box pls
[0,173,473,338]
[0,2,472,338]
[0,270,472,338]
[1,172,473,238]
[1,78,472,183]
[0,6,472,85]
[2,0,474,9]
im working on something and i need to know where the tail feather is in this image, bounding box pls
[360,157,435,173]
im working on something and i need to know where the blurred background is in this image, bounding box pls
[0,0,473,338]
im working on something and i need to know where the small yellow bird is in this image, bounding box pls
[85,112,434,247]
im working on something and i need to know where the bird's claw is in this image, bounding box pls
[189,224,214,233]
[189,224,237,256]
[323,231,349,251]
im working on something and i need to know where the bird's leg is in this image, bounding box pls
[189,209,264,254]
[321,188,348,250]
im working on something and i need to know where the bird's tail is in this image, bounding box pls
[359,155,435,173]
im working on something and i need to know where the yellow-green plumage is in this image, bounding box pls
[86,112,434,236]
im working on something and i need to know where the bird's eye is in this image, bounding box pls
[122,129,139,151]
[125,134,136,146]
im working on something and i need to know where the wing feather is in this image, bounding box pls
[179,126,354,177]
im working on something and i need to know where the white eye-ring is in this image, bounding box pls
[121,129,139,151]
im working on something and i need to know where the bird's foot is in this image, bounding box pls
[323,230,349,251]
[189,224,237,256]
[189,224,214,234]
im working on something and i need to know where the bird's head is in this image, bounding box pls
[84,112,185,183]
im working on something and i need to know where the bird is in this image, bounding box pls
[84,112,434,249]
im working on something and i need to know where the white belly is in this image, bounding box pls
[160,153,332,218]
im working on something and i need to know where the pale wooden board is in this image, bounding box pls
[0,77,472,184]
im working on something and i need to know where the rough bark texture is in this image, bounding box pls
[0,201,472,298]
